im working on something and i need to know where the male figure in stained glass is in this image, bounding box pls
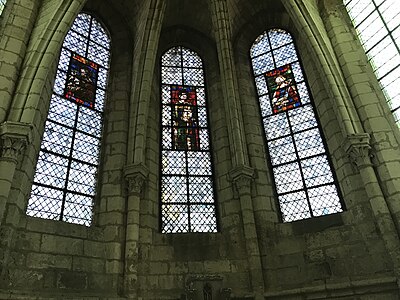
[172,88,199,150]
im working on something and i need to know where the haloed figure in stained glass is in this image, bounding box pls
[172,86,200,150]
[266,64,300,114]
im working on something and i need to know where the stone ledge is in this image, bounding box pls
[264,276,398,299]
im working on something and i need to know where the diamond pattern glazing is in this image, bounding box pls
[26,13,110,226]
[250,29,343,221]
[160,46,217,233]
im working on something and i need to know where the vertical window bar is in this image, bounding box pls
[250,29,344,222]
[160,46,218,233]
[345,0,400,123]
[26,13,111,226]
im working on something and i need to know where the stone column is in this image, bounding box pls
[320,0,400,233]
[229,166,264,300]
[208,0,249,167]
[208,0,264,297]
[123,163,149,298]
[345,134,400,276]
[0,121,31,224]
[127,0,166,165]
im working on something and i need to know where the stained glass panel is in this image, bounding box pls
[160,46,217,233]
[344,0,400,124]
[64,54,98,109]
[26,13,110,226]
[251,29,343,222]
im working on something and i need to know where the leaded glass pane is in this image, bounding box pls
[251,29,343,222]
[160,46,217,233]
[26,13,110,226]
[345,0,400,125]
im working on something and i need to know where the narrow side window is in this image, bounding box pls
[345,0,400,124]
[250,29,344,222]
[160,46,218,233]
[26,13,111,226]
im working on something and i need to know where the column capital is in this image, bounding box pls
[344,133,372,169]
[0,122,32,163]
[124,163,149,195]
[229,165,255,196]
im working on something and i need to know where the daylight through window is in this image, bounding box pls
[26,13,110,226]
[345,0,400,124]
[160,46,218,233]
[250,29,344,222]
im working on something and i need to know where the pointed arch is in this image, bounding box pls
[160,46,218,233]
[250,28,344,222]
[26,13,111,226]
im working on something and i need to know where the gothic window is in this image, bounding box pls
[250,29,344,222]
[345,0,400,124]
[0,0,6,15]
[160,46,218,233]
[26,13,110,226]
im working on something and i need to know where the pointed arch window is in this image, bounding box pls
[160,46,218,233]
[250,29,344,222]
[344,0,400,124]
[26,13,110,226]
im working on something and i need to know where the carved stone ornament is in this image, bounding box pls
[344,133,372,169]
[0,122,32,162]
[229,164,255,196]
[124,163,149,195]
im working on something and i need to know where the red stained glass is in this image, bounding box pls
[265,64,301,114]
[64,53,99,109]
[171,86,200,151]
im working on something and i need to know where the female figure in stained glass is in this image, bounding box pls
[271,74,299,113]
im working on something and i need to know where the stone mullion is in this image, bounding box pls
[281,0,362,137]
[345,134,400,276]
[208,0,248,168]
[128,0,166,165]
[123,164,149,298]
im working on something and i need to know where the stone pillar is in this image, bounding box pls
[128,0,166,164]
[208,0,249,167]
[345,134,400,276]
[0,121,31,224]
[123,163,149,298]
[320,0,400,233]
[229,166,264,300]
[208,0,264,297]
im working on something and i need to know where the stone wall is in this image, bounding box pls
[0,0,400,299]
